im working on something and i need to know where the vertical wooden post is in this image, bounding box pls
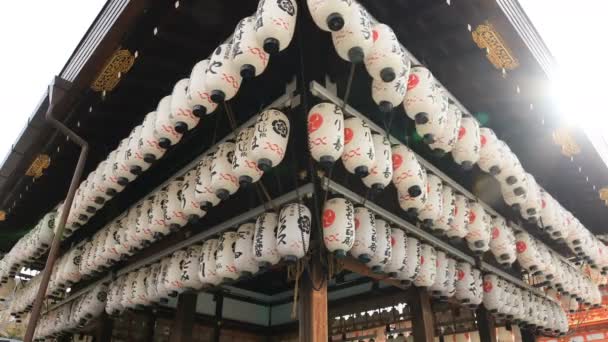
[169,292,197,342]
[520,328,536,342]
[95,313,114,342]
[476,306,497,342]
[141,311,157,341]
[298,253,328,342]
[409,287,435,342]
[213,293,224,342]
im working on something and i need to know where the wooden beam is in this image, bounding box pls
[213,293,224,342]
[298,253,328,342]
[409,287,435,342]
[95,313,114,342]
[340,257,408,289]
[169,292,197,342]
[476,306,497,342]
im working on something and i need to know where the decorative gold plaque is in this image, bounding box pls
[0,210,5,221]
[552,127,581,157]
[600,188,608,203]
[472,22,519,70]
[91,49,135,92]
[25,154,51,179]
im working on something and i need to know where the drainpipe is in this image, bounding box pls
[23,78,89,342]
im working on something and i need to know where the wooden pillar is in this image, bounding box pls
[169,292,197,342]
[298,253,328,342]
[141,311,157,341]
[409,287,435,342]
[520,328,536,342]
[213,293,224,342]
[95,313,114,342]
[476,306,497,342]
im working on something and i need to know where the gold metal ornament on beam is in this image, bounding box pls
[91,49,135,92]
[472,22,519,70]
[552,127,581,157]
[0,210,5,221]
[25,154,51,179]
[599,188,608,205]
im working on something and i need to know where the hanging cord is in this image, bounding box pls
[287,257,306,319]
[342,63,356,111]
[383,111,395,140]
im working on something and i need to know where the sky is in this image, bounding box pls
[0,1,106,162]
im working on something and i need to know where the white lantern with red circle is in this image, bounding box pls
[253,212,281,267]
[385,228,407,277]
[181,169,207,223]
[429,102,462,155]
[154,95,183,148]
[364,23,406,83]
[452,115,480,170]
[210,141,240,200]
[392,144,427,214]
[351,206,376,263]
[322,197,355,257]
[519,173,542,224]
[187,60,218,117]
[363,134,393,191]
[250,109,290,171]
[254,0,297,53]
[216,231,241,281]
[331,3,372,63]
[539,191,562,240]
[372,72,408,113]
[403,66,447,143]
[233,126,264,186]
[397,236,420,285]
[368,218,392,273]
[342,116,375,177]
[234,222,260,276]
[446,194,469,240]
[169,78,198,133]
[205,42,242,103]
[276,203,311,262]
[307,0,353,32]
[489,216,516,267]
[307,102,345,168]
[195,153,222,210]
[465,202,491,255]
[232,16,270,79]
[478,128,507,176]
[414,243,437,287]
[454,262,474,306]
[199,239,222,286]
[418,174,443,227]
[515,231,543,274]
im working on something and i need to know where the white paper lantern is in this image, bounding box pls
[250,109,290,171]
[429,250,449,298]
[432,185,455,235]
[362,134,393,191]
[232,16,270,79]
[90,162,112,203]
[489,216,516,267]
[331,3,372,63]
[308,0,353,32]
[465,202,491,254]
[428,102,462,155]
[139,111,167,164]
[478,128,507,176]
[164,179,189,231]
[397,236,420,285]
[210,141,240,200]
[234,222,260,276]
[102,150,126,197]
[254,0,297,53]
[169,78,199,133]
[391,143,426,201]
[454,262,474,305]
[180,169,207,222]
[307,102,345,168]
[322,197,355,257]
[368,219,392,273]
[443,258,457,300]
[539,191,562,239]
[372,72,408,113]
[497,151,527,198]
[452,115,480,170]
[500,181,527,213]
[194,153,222,209]
[154,95,183,148]
[187,60,218,116]
[205,42,242,103]
[178,245,204,291]
[418,174,443,227]
[199,239,222,286]
[149,190,172,238]
[364,23,406,83]
[515,231,543,274]
[351,206,376,263]
[414,244,437,287]
[385,228,407,277]
[519,173,542,224]
[470,268,483,307]
[277,203,311,262]
[156,256,174,302]
[112,138,139,186]
[253,212,281,267]
[216,231,240,281]
[403,66,447,140]
[233,126,264,186]
[133,267,152,308]
[446,194,469,240]
[341,116,375,177]
[415,86,448,145]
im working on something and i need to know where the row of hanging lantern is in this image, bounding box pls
[4,107,291,319]
[0,211,57,283]
[32,283,108,341]
[482,274,569,335]
[103,202,311,315]
[309,0,607,271]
